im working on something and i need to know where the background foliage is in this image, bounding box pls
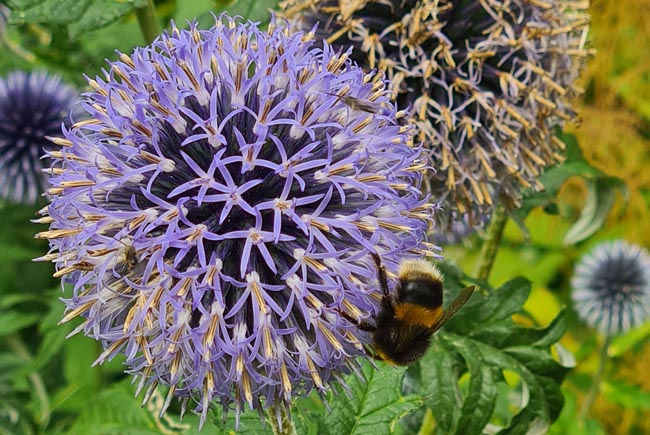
[0,0,648,434]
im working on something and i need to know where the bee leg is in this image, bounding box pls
[337,309,377,332]
[370,252,390,299]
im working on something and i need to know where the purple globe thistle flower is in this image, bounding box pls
[35,17,436,425]
[0,71,77,204]
[281,0,590,231]
[572,240,650,336]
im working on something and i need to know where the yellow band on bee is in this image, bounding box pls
[394,303,443,328]
[374,349,399,366]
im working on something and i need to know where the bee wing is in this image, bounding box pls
[430,285,475,333]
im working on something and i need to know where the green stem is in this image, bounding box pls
[266,403,297,435]
[577,336,611,424]
[6,334,51,429]
[135,0,160,44]
[473,204,508,282]
[417,409,437,435]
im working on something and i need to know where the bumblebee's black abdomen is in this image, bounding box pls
[372,321,432,366]
[398,278,443,309]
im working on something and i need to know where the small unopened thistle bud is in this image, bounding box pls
[282,0,590,234]
[37,16,437,426]
[432,210,489,246]
[572,240,650,336]
[0,71,77,204]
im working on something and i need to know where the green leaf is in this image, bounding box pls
[63,380,161,435]
[294,408,321,435]
[64,380,202,435]
[452,338,498,435]
[0,206,59,305]
[68,0,146,38]
[208,408,268,434]
[0,312,41,335]
[420,345,461,432]
[601,381,650,410]
[21,295,71,373]
[444,277,530,336]
[11,0,92,24]
[174,0,212,23]
[469,311,569,352]
[8,0,148,38]
[321,362,422,435]
[216,0,280,24]
[514,133,627,238]
[0,293,42,309]
[208,392,323,434]
[548,389,606,435]
[0,244,42,261]
[609,322,650,356]
[416,275,570,435]
[563,178,626,245]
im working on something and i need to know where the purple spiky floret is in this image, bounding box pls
[0,71,77,204]
[36,17,437,424]
[572,240,650,337]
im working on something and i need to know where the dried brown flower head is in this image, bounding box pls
[282,0,590,232]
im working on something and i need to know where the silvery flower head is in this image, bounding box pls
[281,0,590,232]
[0,71,77,204]
[572,240,650,336]
[36,16,436,425]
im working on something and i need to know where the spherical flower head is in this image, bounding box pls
[281,0,589,231]
[0,71,77,204]
[572,240,650,336]
[36,16,436,425]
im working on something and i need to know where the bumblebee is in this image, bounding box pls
[342,253,475,365]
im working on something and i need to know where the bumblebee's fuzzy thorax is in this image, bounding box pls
[396,259,444,314]
[397,259,442,282]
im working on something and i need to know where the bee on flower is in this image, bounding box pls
[36,16,437,426]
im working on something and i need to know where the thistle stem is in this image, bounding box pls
[135,0,160,44]
[266,403,297,435]
[474,203,508,282]
[6,334,51,429]
[577,336,611,424]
